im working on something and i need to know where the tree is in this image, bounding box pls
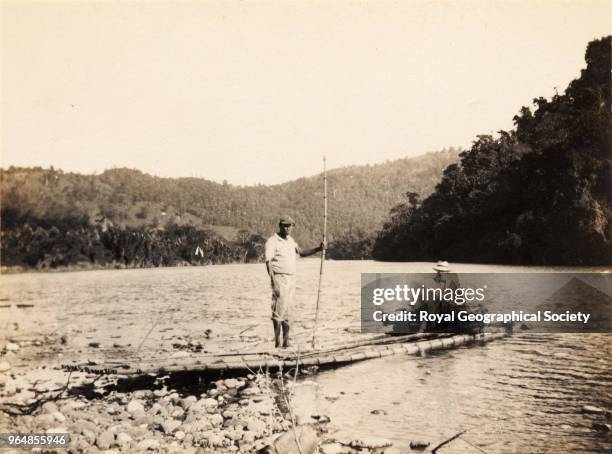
[374,36,611,265]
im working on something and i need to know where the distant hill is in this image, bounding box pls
[0,148,459,249]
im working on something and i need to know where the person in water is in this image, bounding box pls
[264,215,323,348]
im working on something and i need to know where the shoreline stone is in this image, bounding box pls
[4,370,315,453]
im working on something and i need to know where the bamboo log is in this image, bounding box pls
[62,332,507,375]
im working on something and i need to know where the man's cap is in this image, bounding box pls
[433,260,450,272]
[279,215,296,226]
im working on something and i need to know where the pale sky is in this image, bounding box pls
[1,1,610,185]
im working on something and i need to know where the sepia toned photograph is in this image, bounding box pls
[0,1,610,453]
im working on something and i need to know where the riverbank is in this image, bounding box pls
[0,260,210,275]
[1,336,412,454]
[2,369,286,452]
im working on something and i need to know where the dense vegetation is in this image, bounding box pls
[1,150,458,269]
[374,37,611,265]
[1,207,266,269]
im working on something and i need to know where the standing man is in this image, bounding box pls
[265,215,323,348]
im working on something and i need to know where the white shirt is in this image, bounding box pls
[265,233,300,275]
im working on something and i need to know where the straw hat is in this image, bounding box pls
[433,260,450,272]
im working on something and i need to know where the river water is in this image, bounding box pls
[1,260,610,453]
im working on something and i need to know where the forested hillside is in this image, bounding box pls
[374,37,611,265]
[1,149,458,269]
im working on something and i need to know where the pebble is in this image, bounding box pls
[127,400,146,418]
[162,419,181,434]
[152,415,165,426]
[0,361,11,372]
[96,430,115,450]
[349,436,392,449]
[187,399,207,416]
[202,397,218,408]
[223,410,236,419]
[229,418,248,431]
[409,440,430,450]
[224,378,243,389]
[242,430,256,444]
[175,430,186,440]
[184,433,194,446]
[126,425,149,440]
[192,432,210,447]
[311,414,331,424]
[208,434,226,447]
[153,388,168,398]
[148,402,164,415]
[74,420,97,435]
[247,418,266,435]
[171,407,185,418]
[182,395,197,409]
[226,429,243,441]
[240,387,261,397]
[191,419,213,432]
[134,415,154,426]
[215,382,229,393]
[210,414,224,427]
[137,438,160,450]
[82,429,96,444]
[207,389,219,397]
[180,422,194,433]
[116,432,133,445]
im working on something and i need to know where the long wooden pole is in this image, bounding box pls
[312,156,327,349]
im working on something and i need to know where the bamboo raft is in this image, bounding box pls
[62,331,507,376]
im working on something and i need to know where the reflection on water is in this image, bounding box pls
[1,261,610,452]
[291,333,611,453]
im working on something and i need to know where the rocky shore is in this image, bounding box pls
[1,341,405,454]
[3,373,292,453]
